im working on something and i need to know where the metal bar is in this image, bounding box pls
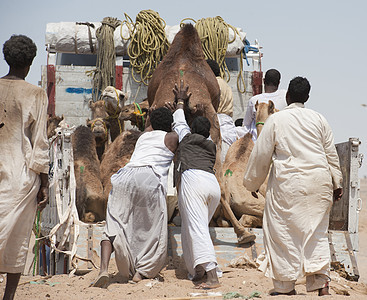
[344,231,360,281]
[328,232,337,262]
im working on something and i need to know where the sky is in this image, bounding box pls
[1,0,366,176]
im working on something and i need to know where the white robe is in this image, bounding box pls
[0,79,49,273]
[103,131,174,280]
[173,109,222,278]
[243,102,343,282]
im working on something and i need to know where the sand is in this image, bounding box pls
[1,179,367,299]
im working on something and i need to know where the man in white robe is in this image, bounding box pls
[0,35,49,300]
[243,77,343,296]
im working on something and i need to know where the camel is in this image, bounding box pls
[216,100,277,228]
[100,129,142,200]
[147,23,221,144]
[118,99,149,130]
[72,125,105,223]
[146,23,256,244]
[100,86,127,141]
[47,115,64,139]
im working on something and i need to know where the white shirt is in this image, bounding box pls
[242,89,287,141]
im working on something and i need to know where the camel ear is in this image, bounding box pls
[255,100,259,111]
[86,118,91,127]
[268,100,275,114]
[88,100,94,109]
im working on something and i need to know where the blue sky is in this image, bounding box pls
[1,0,367,176]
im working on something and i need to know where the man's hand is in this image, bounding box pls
[148,104,157,116]
[192,103,204,116]
[333,187,343,202]
[164,101,176,112]
[37,186,49,211]
[173,80,192,104]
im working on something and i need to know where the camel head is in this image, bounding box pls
[255,100,277,137]
[100,86,128,116]
[47,114,64,139]
[118,100,149,129]
[87,117,109,146]
[89,100,109,120]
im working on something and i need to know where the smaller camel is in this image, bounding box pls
[217,100,277,229]
[72,126,105,222]
[118,100,149,130]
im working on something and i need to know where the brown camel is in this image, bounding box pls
[146,23,255,244]
[118,99,149,129]
[47,115,64,139]
[88,100,110,161]
[147,23,221,144]
[100,129,142,200]
[216,100,277,229]
[72,125,105,222]
[100,86,127,141]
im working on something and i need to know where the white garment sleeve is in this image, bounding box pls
[243,115,275,191]
[242,97,255,128]
[321,116,343,189]
[173,109,191,142]
[29,89,50,174]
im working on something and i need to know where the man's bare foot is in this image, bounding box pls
[192,264,206,282]
[132,272,143,283]
[318,285,331,296]
[195,268,220,289]
[90,271,109,288]
[270,289,296,296]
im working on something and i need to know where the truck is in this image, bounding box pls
[39,18,363,281]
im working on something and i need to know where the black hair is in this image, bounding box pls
[3,35,37,68]
[235,118,243,127]
[287,76,311,103]
[206,59,220,77]
[190,116,211,138]
[150,107,173,132]
[264,69,281,86]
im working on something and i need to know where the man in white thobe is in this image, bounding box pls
[243,77,343,296]
[0,35,49,300]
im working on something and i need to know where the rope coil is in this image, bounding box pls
[121,10,169,86]
[181,16,246,93]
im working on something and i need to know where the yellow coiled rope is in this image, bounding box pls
[121,10,169,86]
[181,16,246,93]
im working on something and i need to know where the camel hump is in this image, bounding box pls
[180,23,196,37]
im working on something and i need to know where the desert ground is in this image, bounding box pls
[1,179,367,300]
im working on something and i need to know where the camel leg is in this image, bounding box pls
[219,195,256,244]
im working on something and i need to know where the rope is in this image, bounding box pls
[180,16,246,93]
[92,17,121,100]
[33,210,41,276]
[121,10,169,86]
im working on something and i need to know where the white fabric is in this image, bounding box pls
[126,130,174,192]
[103,166,168,280]
[243,102,343,282]
[103,129,174,279]
[173,109,222,279]
[217,114,237,163]
[273,272,329,293]
[242,89,287,141]
[178,169,222,279]
[217,77,233,117]
[0,79,49,273]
